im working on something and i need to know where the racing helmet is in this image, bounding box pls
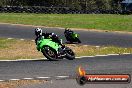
[51,33,55,36]
[68,29,71,31]
[51,32,58,38]
[35,28,42,36]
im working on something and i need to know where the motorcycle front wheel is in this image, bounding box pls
[42,46,58,61]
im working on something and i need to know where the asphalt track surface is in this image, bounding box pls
[0,54,132,80]
[0,24,132,88]
[0,55,131,88]
[1,23,132,47]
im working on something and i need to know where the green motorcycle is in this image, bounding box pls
[36,37,75,60]
[64,29,81,44]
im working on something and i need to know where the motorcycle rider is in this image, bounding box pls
[35,28,43,45]
[64,28,74,35]
[64,28,81,43]
[35,28,65,48]
[49,32,66,50]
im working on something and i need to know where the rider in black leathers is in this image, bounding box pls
[64,28,74,35]
[35,28,64,48]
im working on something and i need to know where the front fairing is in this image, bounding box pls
[72,33,79,39]
[37,38,60,52]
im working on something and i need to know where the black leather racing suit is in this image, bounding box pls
[35,33,62,46]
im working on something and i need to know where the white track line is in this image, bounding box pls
[107,54,119,56]
[23,78,33,80]
[95,55,108,57]
[9,79,20,81]
[17,58,46,61]
[7,38,13,40]
[96,46,100,48]
[76,56,95,58]
[76,53,132,58]
[36,77,51,79]
[0,58,46,62]
[0,53,131,61]
[56,76,69,78]
[20,39,24,40]
[83,45,88,46]
[0,75,70,82]
[0,80,5,82]
[55,76,70,79]
[0,60,21,62]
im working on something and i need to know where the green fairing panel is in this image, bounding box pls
[37,38,60,51]
[72,33,79,39]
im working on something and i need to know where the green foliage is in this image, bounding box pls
[0,0,123,10]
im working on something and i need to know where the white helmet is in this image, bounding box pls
[51,33,58,37]
[35,28,42,36]
[51,33,55,36]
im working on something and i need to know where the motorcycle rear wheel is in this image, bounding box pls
[65,47,75,60]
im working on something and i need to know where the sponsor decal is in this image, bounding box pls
[76,66,131,85]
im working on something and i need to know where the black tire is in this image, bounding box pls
[65,47,75,60]
[69,40,73,44]
[42,46,58,61]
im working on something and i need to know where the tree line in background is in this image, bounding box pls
[0,0,123,11]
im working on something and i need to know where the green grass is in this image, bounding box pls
[1,38,132,60]
[0,13,132,31]
[0,38,16,49]
[74,45,132,56]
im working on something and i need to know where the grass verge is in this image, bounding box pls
[0,38,132,60]
[68,45,132,56]
[0,13,132,32]
[0,38,42,60]
[0,80,46,88]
